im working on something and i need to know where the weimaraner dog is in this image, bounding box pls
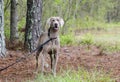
[36,17,64,76]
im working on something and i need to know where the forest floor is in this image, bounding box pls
[0,45,120,82]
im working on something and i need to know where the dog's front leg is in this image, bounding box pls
[53,52,58,76]
[41,51,45,74]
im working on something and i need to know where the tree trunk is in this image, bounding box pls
[24,0,42,52]
[10,0,18,43]
[0,0,6,57]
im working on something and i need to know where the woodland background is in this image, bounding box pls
[0,0,120,82]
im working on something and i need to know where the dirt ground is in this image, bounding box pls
[0,46,120,82]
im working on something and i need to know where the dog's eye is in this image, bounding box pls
[52,19,55,21]
[57,19,59,21]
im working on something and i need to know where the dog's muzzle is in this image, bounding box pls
[53,24,59,31]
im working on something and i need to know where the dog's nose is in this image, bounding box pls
[55,23,58,27]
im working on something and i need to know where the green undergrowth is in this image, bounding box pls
[66,18,120,33]
[60,29,120,52]
[29,68,115,82]
[60,33,75,46]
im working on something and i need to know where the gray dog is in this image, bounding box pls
[36,17,64,76]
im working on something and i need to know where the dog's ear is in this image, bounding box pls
[45,17,52,31]
[46,18,51,28]
[58,17,64,27]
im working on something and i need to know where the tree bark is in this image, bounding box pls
[0,0,6,57]
[10,0,19,43]
[24,0,42,52]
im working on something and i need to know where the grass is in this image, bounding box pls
[60,26,120,52]
[93,32,120,52]
[29,68,115,82]
[60,33,75,46]
[71,18,120,31]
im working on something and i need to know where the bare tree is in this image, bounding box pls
[10,0,19,43]
[24,0,42,51]
[0,0,6,57]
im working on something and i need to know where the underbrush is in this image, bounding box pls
[59,18,120,53]
[60,30,120,53]
[60,33,75,46]
[30,68,115,82]
[66,18,120,33]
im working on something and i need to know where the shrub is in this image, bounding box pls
[80,33,94,46]
[60,33,75,46]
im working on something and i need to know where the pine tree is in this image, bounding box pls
[0,0,6,57]
[24,0,42,51]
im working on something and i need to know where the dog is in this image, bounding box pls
[36,17,64,76]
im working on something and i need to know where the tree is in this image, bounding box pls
[24,0,42,51]
[0,0,6,57]
[10,0,19,43]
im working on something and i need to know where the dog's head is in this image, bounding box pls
[46,17,64,32]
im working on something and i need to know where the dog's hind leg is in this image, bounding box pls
[36,47,43,72]
[41,51,46,74]
[36,51,40,72]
